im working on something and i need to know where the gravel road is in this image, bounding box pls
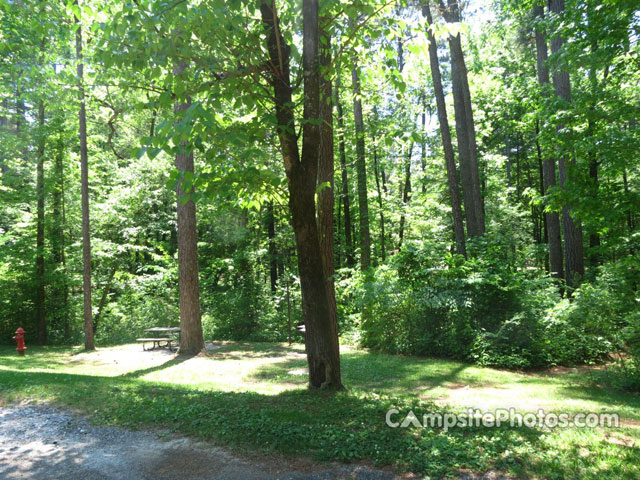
[0,404,400,480]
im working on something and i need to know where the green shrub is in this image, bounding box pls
[358,235,635,369]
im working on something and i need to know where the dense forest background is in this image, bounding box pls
[1,0,639,386]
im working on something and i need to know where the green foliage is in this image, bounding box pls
[359,237,639,372]
[1,0,639,397]
[201,251,291,342]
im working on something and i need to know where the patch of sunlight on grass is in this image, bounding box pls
[2,342,640,479]
[3,342,640,421]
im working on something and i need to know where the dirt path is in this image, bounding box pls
[0,404,398,480]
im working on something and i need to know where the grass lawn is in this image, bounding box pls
[1,342,639,479]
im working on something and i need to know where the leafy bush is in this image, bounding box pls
[358,235,637,369]
[359,236,560,367]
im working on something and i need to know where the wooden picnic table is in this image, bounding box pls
[137,327,181,351]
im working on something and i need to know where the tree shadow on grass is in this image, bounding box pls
[121,354,192,379]
[246,349,473,394]
[556,384,640,421]
[2,367,640,478]
[208,342,306,361]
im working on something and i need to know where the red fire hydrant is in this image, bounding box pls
[13,327,27,356]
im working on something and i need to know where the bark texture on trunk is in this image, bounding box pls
[534,3,563,280]
[35,100,47,345]
[423,2,466,257]
[351,58,371,271]
[549,0,584,289]
[173,59,205,356]
[75,6,94,351]
[442,0,485,237]
[261,0,341,389]
[318,24,339,349]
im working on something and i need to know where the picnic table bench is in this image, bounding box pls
[137,327,181,352]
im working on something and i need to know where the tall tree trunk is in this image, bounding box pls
[317,23,338,346]
[336,187,342,268]
[587,32,601,266]
[173,58,205,355]
[535,122,549,270]
[0,98,8,176]
[149,101,158,138]
[441,0,485,237]
[515,140,521,201]
[35,100,47,345]
[588,151,600,263]
[267,202,278,292]
[373,146,386,262]
[622,167,634,234]
[260,0,341,389]
[549,0,584,289]
[52,132,70,338]
[534,3,564,280]
[398,141,413,248]
[420,96,427,194]
[75,4,94,350]
[351,57,371,270]
[505,135,512,189]
[335,76,354,267]
[423,2,466,257]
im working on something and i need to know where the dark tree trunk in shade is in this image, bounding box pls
[149,106,158,138]
[35,100,47,345]
[260,0,341,389]
[549,0,584,289]
[52,132,70,337]
[398,141,413,248]
[317,25,338,344]
[75,5,94,350]
[622,168,634,236]
[336,189,342,268]
[515,141,521,201]
[588,153,600,264]
[534,3,564,280]
[586,30,602,266]
[420,96,427,194]
[535,122,549,271]
[0,99,8,175]
[335,76,354,267]
[373,146,386,262]
[351,58,371,270]
[422,2,466,257]
[267,202,278,293]
[441,0,485,237]
[505,136,512,189]
[173,59,205,356]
